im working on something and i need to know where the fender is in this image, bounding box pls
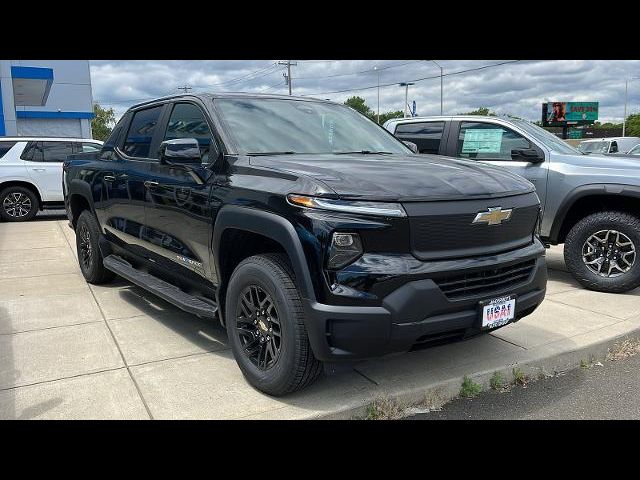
[549,183,640,243]
[212,204,317,302]
[0,175,45,202]
[66,178,96,213]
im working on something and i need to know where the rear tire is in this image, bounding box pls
[225,253,322,396]
[76,210,115,284]
[564,211,640,293]
[0,186,39,222]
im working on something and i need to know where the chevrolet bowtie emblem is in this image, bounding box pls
[473,207,512,225]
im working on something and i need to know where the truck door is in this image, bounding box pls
[143,101,217,289]
[451,120,549,210]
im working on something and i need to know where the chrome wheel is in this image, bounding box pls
[2,192,32,218]
[235,285,282,370]
[78,224,93,271]
[582,229,636,277]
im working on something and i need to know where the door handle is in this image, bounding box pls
[32,168,46,172]
[144,181,159,189]
[103,175,116,182]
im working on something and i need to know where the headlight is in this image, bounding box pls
[287,194,407,217]
[327,232,363,269]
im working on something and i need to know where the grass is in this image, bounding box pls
[363,397,403,420]
[490,371,506,391]
[460,375,483,398]
[606,337,640,362]
[512,367,528,386]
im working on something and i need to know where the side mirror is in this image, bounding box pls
[512,148,544,163]
[158,138,202,165]
[403,140,419,154]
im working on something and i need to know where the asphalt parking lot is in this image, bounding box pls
[1,216,640,419]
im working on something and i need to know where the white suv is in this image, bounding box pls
[0,137,103,222]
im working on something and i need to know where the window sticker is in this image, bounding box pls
[462,128,503,154]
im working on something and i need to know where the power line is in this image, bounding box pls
[302,60,522,97]
[294,60,421,81]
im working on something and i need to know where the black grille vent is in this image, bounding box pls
[434,259,536,300]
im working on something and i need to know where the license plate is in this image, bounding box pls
[480,295,516,329]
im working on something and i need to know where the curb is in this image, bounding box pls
[316,321,640,420]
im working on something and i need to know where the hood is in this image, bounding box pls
[553,152,640,171]
[250,153,534,201]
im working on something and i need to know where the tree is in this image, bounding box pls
[91,103,116,141]
[378,110,405,125]
[625,114,640,137]
[344,96,375,120]
[458,107,497,116]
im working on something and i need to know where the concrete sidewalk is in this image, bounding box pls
[1,217,639,419]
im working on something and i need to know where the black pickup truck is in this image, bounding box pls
[63,93,547,395]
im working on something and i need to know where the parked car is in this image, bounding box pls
[0,137,103,221]
[577,137,640,154]
[63,94,547,395]
[385,115,640,293]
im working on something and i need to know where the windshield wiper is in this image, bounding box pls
[246,151,297,156]
[333,150,394,155]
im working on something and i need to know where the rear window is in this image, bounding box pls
[122,105,163,158]
[0,141,17,158]
[394,121,445,154]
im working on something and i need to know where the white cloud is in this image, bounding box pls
[90,60,640,123]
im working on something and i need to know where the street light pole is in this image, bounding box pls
[623,77,639,137]
[400,82,414,118]
[429,60,444,115]
[374,66,380,124]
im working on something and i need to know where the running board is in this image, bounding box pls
[103,255,218,318]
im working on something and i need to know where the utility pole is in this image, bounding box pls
[177,85,192,94]
[400,82,414,118]
[278,60,297,95]
[429,60,444,115]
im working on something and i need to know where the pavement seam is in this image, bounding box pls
[544,296,634,321]
[352,368,379,386]
[0,319,104,336]
[0,366,127,392]
[489,334,528,350]
[58,220,154,420]
[126,348,231,369]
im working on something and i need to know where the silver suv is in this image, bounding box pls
[385,115,640,293]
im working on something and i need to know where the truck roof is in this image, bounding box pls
[0,137,102,143]
[130,92,333,110]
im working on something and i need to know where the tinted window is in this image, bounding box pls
[394,122,444,154]
[163,103,216,163]
[609,141,618,153]
[40,142,75,162]
[20,141,39,161]
[0,141,17,158]
[215,98,408,155]
[81,142,102,153]
[123,105,163,158]
[457,122,530,160]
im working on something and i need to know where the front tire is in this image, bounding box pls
[564,211,640,293]
[76,210,115,284]
[0,186,39,222]
[225,253,322,396]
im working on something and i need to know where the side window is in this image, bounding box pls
[20,141,43,162]
[122,105,163,158]
[457,122,530,161]
[394,121,445,154]
[41,142,75,162]
[609,141,618,153]
[163,103,217,163]
[0,141,17,158]
[80,142,102,153]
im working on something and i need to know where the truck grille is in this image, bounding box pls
[434,259,536,300]
[403,194,540,261]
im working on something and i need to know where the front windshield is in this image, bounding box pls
[578,141,609,154]
[214,97,410,155]
[510,119,582,155]
[629,144,640,155]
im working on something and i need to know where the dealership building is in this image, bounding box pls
[0,60,94,138]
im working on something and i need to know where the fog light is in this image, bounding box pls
[327,232,363,269]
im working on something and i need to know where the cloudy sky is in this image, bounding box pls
[90,60,640,123]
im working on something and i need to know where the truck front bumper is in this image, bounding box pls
[302,240,547,362]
